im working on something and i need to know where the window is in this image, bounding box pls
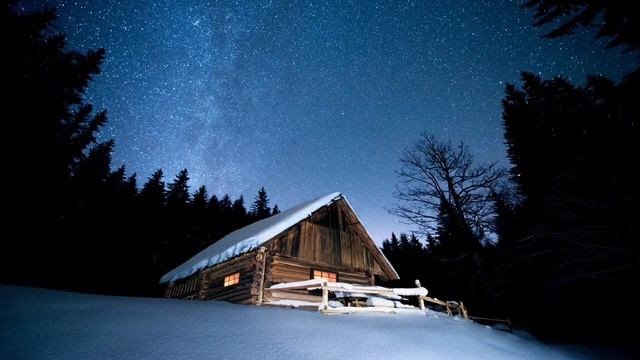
[224,272,240,287]
[313,270,337,282]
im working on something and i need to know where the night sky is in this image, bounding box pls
[27,0,636,243]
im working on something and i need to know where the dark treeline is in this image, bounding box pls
[384,0,638,346]
[0,3,279,297]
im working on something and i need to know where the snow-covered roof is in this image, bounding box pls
[160,192,343,284]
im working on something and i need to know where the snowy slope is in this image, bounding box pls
[0,286,597,360]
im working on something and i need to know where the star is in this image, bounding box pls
[27,0,637,243]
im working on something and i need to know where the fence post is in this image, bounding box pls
[321,281,329,313]
[459,301,468,319]
[415,279,425,311]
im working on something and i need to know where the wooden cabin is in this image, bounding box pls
[160,192,399,304]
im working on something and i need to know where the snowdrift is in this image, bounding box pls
[0,286,591,359]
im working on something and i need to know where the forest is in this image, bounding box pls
[1,0,637,346]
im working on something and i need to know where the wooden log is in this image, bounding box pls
[265,289,323,303]
[255,247,267,305]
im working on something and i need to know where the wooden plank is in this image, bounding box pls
[206,284,252,300]
[271,268,310,279]
[265,290,322,303]
[272,254,371,274]
[290,225,300,257]
[271,273,310,284]
[205,261,255,281]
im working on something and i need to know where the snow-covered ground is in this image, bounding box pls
[0,286,605,359]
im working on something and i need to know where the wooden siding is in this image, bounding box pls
[200,250,259,304]
[267,254,372,286]
[165,273,201,299]
[269,199,390,278]
[162,251,259,304]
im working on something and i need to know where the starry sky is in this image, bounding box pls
[27,0,636,243]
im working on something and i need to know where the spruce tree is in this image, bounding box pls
[208,194,220,211]
[191,185,208,209]
[140,169,165,209]
[251,187,271,220]
[219,195,232,212]
[232,196,248,226]
[2,3,107,208]
[166,169,190,209]
[74,140,115,196]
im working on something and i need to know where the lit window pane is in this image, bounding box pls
[312,270,337,282]
[224,272,240,287]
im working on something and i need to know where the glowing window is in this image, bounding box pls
[313,270,337,282]
[224,272,240,287]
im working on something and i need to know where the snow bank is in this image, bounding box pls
[366,296,396,307]
[0,285,594,360]
[160,192,343,283]
[393,287,428,297]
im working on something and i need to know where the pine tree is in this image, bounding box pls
[191,185,208,209]
[2,3,107,207]
[399,233,411,252]
[232,196,248,224]
[409,234,422,253]
[74,140,115,196]
[524,0,640,52]
[435,197,478,256]
[389,232,399,252]
[123,174,138,200]
[208,194,220,211]
[219,194,232,212]
[271,204,280,215]
[140,169,165,209]
[166,169,190,209]
[499,71,639,341]
[104,165,137,207]
[425,234,437,252]
[381,232,399,263]
[251,187,271,220]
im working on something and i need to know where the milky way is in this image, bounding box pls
[26,0,636,242]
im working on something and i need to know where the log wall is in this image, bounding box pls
[199,250,261,304]
[165,273,201,299]
[266,254,372,286]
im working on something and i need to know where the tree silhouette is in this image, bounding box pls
[166,169,190,209]
[497,72,639,342]
[191,185,208,209]
[2,2,107,209]
[140,169,166,209]
[392,134,504,242]
[524,0,640,52]
[2,0,109,285]
[251,187,271,220]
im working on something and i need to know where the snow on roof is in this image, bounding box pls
[160,192,343,284]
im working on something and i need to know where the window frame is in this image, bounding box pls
[223,272,240,287]
[311,269,338,283]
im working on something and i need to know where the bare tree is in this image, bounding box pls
[392,134,505,240]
